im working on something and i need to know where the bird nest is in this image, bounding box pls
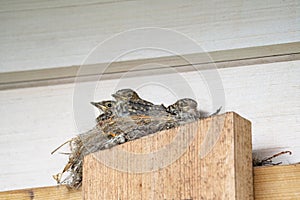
[52,88,222,189]
[52,115,178,189]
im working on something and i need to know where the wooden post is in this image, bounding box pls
[83,112,253,199]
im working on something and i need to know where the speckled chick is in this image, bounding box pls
[91,100,118,124]
[112,89,168,117]
[167,98,221,124]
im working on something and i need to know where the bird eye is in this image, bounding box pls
[107,103,112,107]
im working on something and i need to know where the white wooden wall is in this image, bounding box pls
[0,0,299,192]
[1,0,299,72]
[1,60,299,191]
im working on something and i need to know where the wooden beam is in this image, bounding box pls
[0,159,299,200]
[0,42,299,90]
[254,164,300,200]
[0,185,81,200]
[83,112,253,199]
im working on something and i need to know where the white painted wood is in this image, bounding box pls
[0,60,299,191]
[1,42,299,90]
[1,0,299,72]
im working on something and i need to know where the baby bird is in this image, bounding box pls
[167,98,200,123]
[112,89,168,117]
[100,114,177,143]
[90,100,127,141]
[91,100,117,123]
[167,98,222,124]
[91,98,175,141]
[112,89,153,106]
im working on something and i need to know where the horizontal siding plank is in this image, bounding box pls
[1,0,299,72]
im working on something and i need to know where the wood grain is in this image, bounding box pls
[1,164,299,199]
[0,185,81,200]
[83,112,253,199]
[254,164,300,200]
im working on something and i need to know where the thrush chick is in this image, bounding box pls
[112,89,153,105]
[91,100,117,123]
[90,100,128,140]
[99,114,177,143]
[112,89,168,117]
[167,98,222,124]
[167,98,200,123]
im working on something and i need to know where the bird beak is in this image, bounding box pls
[90,102,97,106]
[90,102,106,111]
[112,93,123,100]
